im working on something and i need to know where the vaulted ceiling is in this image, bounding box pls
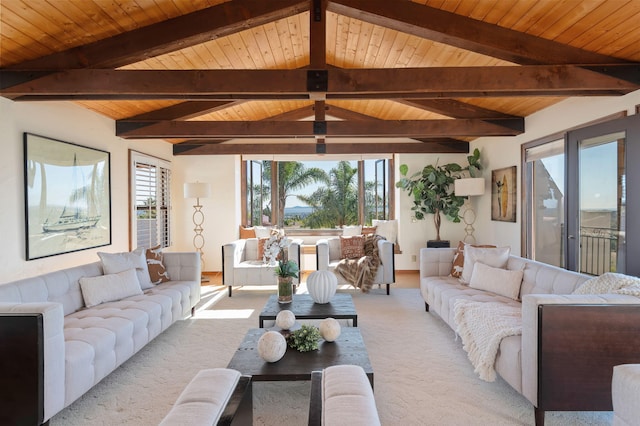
[1,0,639,156]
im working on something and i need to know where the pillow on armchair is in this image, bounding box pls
[340,236,365,259]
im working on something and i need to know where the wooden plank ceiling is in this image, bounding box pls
[1,0,639,155]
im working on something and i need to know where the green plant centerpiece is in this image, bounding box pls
[396,149,481,241]
[287,324,321,352]
[274,257,299,303]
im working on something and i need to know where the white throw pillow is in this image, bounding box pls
[572,272,640,295]
[254,226,272,238]
[469,262,524,300]
[460,245,511,284]
[98,247,153,289]
[342,225,362,236]
[79,268,143,307]
[372,219,397,244]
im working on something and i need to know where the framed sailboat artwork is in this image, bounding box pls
[23,133,111,260]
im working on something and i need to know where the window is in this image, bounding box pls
[130,151,171,250]
[242,157,394,231]
[523,113,640,276]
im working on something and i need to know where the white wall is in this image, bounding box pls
[472,90,640,255]
[0,98,172,283]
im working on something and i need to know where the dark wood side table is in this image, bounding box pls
[258,293,358,327]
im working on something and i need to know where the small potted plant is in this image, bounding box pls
[274,256,299,304]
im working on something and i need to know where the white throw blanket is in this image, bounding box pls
[453,300,522,382]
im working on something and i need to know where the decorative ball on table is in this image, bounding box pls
[306,270,338,304]
[319,317,341,342]
[275,310,296,330]
[257,331,287,363]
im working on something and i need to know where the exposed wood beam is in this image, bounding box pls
[395,99,519,120]
[116,118,523,138]
[126,101,243,121]
[8,0,309,70]
[4,66,637,99]
[173,141,469,155]
[327,0,628,66]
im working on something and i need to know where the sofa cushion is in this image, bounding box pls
[98,248,153,289]
[79,269,143,307]
[460,245,510,284]
[340,235,365,259]
[450,241,496,278]
[146,245,170,285]
[342,225,362,236]
[469,262,524,300]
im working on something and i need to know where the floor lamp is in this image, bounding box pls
[184,182,211,282]
[454,178,485,244]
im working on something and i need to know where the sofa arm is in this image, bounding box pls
[419,247,456,278]
[163,252,201,282]
[521,294,640,412]
[0,302,66,423]
[222,240,247,286]
[316,239,329,271]
[377,239,395,283]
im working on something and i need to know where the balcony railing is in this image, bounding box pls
[580,226,618,276]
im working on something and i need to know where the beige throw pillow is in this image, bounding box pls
[460,245,511,284]
[79,268,143,307]
[450,241,496,279]
[342,225,362,236]
[469,262,524,300]
[98,247,153,289]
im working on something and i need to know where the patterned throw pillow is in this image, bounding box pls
[450,241,497,279]
[146,245,170,284]
[340,235,365,259]
[257,237,269,261]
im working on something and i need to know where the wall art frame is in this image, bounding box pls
[24,133,112,260]
[491,165,517,222]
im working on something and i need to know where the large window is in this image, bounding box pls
[242,157,393,231]
[523,113,640,276]
[130,151,171,250]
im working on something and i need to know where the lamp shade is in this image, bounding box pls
[184,182,211,199]
[455,178,485,196]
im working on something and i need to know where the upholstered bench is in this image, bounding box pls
[308,365,380,426]
[160,368,253,426]
[612,364,640,426]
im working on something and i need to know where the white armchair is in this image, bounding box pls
[316,237,395,294]
[222,238,301,297]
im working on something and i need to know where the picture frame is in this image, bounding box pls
[491,166,517,222]
[24,133,111,260]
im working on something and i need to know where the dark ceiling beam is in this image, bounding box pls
[173,141,469,155]
[8,0,309,70]
[126,101,244,121]
[395,99,519,120]
[327,0,628,66]
[4,66,638,99]
[116,118,523,139]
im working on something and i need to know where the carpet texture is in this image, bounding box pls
[51,287,612,425]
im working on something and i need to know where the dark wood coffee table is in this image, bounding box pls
[258,293,358,327]
[226,327,373,387]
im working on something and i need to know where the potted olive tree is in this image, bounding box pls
[396,149,481,245]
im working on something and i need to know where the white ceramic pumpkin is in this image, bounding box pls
[319,317,341,342]
[307,270,338,304]
[275,310,296,330]
[257,331,287,362]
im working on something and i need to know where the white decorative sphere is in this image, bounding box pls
[275,310,296,330]
[307,270,338,304]
[319,317,341,342]
[257,331,287,362]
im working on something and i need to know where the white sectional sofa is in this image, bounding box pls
[0,251,201,425]
[420,246,640,426]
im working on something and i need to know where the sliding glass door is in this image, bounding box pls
[566,114,640,276]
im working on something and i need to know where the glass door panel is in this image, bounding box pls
[578,132,626,275]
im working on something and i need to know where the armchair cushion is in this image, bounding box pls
[340,235,365,259]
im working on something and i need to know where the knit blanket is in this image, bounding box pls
[335,234,384,293]
[453,300,522,382]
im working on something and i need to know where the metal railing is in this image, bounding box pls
[580,226,618,276]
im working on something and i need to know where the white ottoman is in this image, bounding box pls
[612,364,640,426]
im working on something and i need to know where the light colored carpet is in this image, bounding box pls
[51,286,613,426]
